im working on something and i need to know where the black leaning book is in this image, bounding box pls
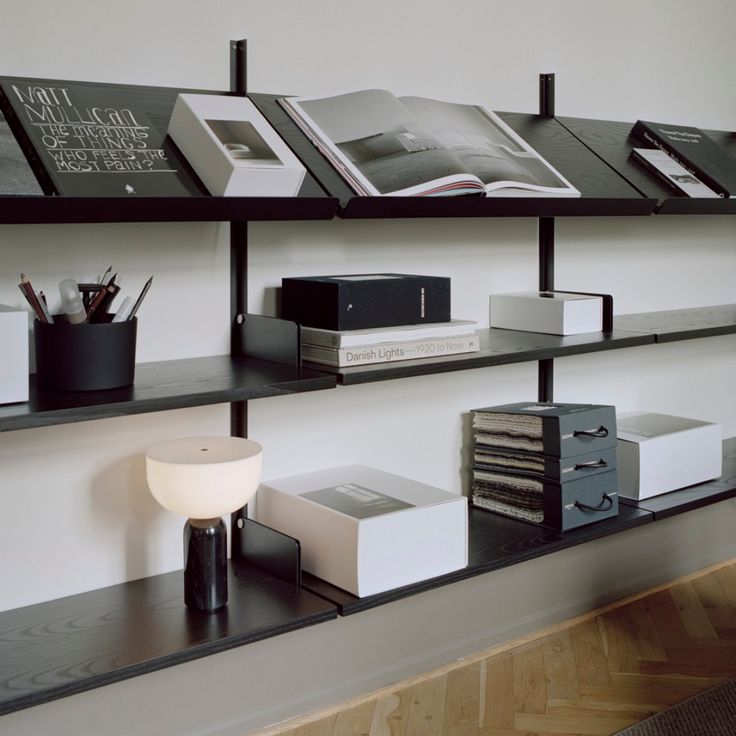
[630,119,736,198]
[280,88,580,197]
[0,77,202,197]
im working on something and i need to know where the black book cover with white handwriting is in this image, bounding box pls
[631,120,736,198]
[0,77,202,197]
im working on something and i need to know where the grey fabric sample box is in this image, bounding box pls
[472,468,619,531]
[472,401,617,458]
[473,445,618,482]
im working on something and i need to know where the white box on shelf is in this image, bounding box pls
[617,412,722,500]
[490,291,603,335]
[255,465,468,597]
[0,305,28,404]
[167,93,306,196]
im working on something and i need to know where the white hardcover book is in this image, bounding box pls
[167,94,306,196]
[617,412,722,500]
[300,319,477,348]
[632,148,721,198]
[490,291,602,335]
[302,333,480,367]
[255,465,468,597]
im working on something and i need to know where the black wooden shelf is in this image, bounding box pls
[0,562,337,716]
[614,304,736,343]
[620,438,736,520]
[302,440,736,616]
[302,305,736,385]
[305,327,654,385]
[558,116,736,215]
[302,503,653,616]
[0,354,336,432]
[0,194,339,225]
[250,94,658,219]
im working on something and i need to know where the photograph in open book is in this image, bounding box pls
[280,89,579,197]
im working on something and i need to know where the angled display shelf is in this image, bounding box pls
[249,95,658,219]
[0,563,337,716]
[0,76,340,224]
[558,116,736,215]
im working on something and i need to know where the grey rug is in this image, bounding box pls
[615,678,736,735]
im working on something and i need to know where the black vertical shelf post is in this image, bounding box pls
[230,38,250,556]
[538,73,555,402]
[226,40,303,585]
[229,39,248,439]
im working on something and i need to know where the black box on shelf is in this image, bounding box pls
[472,467,619,532]
[281,273,451,331]
[472,402,617,458]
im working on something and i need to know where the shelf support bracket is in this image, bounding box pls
[227,39,303,586]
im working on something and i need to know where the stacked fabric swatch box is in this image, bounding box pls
[470,401,620,531]
[281,273,479,367]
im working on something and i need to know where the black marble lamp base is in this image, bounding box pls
[183,518,228,611]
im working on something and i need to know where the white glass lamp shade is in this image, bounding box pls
[145,436,263,519]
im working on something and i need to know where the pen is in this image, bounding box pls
[37,290,54,324]
[127,275,153,320]
[18,273,50,323]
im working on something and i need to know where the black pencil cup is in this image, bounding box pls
[34,316,137,391]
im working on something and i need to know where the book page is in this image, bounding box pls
[400,96,579,196]
[281,89,484,196]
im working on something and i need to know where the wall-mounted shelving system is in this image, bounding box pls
[0,42,734,717]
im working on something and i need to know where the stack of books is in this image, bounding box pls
[300,319,479,367]
[281,273,479,368]
[470,401,620,531]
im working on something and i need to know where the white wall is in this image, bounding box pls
[1,1,735,733]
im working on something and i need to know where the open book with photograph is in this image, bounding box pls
[279,88,580,197]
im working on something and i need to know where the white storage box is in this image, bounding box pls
[0,306,28,404]
[167,94,306,196]
[490,291,603,335]
[617,412,722,500]
[255,465,468,597]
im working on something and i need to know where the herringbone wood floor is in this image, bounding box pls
[251,558,736,736]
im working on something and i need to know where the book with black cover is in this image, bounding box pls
[631,120,736,198]
[0,110,43,195]
[0,77,202,197]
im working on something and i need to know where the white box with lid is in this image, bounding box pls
[617,412,722,500]
[0,306,28,404]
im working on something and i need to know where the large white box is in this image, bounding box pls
[490,291,603,335]
[255,465,468,597]
[617,412,722,500]
[167,93,306,196]
[0,305,28,404]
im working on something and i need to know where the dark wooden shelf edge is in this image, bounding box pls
[310,329,655,386]
[0,563,337,717]
[303,504,653,616]
[337,196,656,220]
[0,195,340,224]
[620,439,736,520]
[0,355,337,433]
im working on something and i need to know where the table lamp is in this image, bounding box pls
[145,435,263,611]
